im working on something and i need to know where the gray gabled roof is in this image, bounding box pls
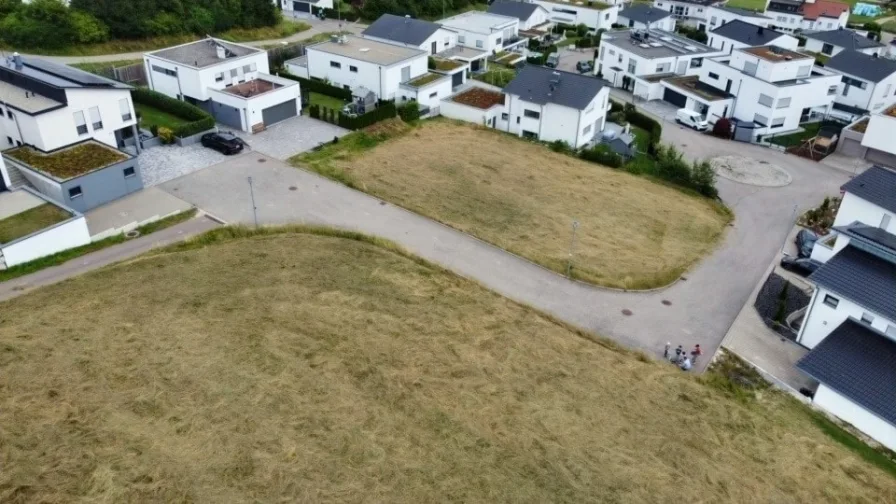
[487,0,543,21]
[826,50,896,83]
[710,20,788,46]
[362,14,442,46]
[503,65,607,110]
[808,245,896,322]
[841,165,896,214]
[618,4,672,24]
[805,28,883,51]
[711,5,770,18]
[797,319,896,426]
[834,221,896,257]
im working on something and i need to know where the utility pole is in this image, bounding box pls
[567,220,579,278]
[248,176,259,228]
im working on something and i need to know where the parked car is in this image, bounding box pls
[780,256,821,277]
[201,132,244,155]
[795,229,818,258]
[576,60,593,73]
[675,109,708,131]
[545,53,559,68]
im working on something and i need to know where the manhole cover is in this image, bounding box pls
[621,309,633,316]
[258,158,266,163]
[289,186,297,191]
[380,201,386,206]
[661,300,672,306]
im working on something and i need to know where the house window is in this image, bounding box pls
[618,54,623,64]
[583,124,592,135]
[881,214,891,230]
[627,59,636,74]
[522,130,538,139]
[230,68,238,77]
[6,109,12,119]
[429,91,437,98]
[689,57,703,68]
[475,40,483,48]
[458,35,465,44]
[524,109,540,119]
[215,72,224,82]
[68,186,83,199]
[708,72,719,80]
[73,111,88,135]
[151,65,176,77]
[758,94,774,107]
[119,98,132,121]
[123,166,136,178]
[753,113,768,126]
[821,43,834,55]
[501,113,508,120]
[796,65,811,78]
[776,97,791,109]
[242,64,252,74]
[828,85,838,95]
[516,117,520,124]
[496,38,503,46]
[861,312,875,325]
[89,106,103,131]
[349,65,358,73]
[770,116,785,128]
[822,294,839,308]
[608,49,615,56]
[330,61,341,69]
[5,136,11,145]
[744,61,758,76]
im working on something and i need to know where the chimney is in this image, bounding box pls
[872,52,879,58]
[12,52,22,70]
[216,45,226,59]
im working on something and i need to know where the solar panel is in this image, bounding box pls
[24,58,118,87]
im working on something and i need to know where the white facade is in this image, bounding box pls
[834,191,896,233]
[363,27,459,55]
[767,11,803,32]
[697,48,839,136]
[801,13,849,32]
[144,43,269,103]
[706,6,771,30]
[438,12,521,54]
[519,5,551,30]
[829,69,896,114]
[596,32,724,86]
[862,110,896,157]
[813,384,896,452]
[653,0,717,25]
[798,286,896,349]
[617,13,676,31]
[280,0,334,12]
[529,0,619,30]
[206,76,301,133]
[708,32,798,54]
[440,96,504,126]
[1,87,136,153]
[398,75,454,109]
[302,42,428,101]
[1,212,91,268]
[803,37,882,58]
[504,87,609,148]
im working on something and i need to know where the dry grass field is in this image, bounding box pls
[295,120,730,289]
[1,226,894,503]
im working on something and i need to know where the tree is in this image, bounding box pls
[0,0,21,18]
[690,159,718,198]
[0,0,75,49]
[70,10,110,43]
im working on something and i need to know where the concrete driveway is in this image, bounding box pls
[160,142,848,371]
[234,115,349,160]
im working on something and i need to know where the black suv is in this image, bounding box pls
[201,132,244,155]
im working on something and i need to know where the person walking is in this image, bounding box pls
[691,344,702,363]
[680,355,692,371]
[664,342,671,359]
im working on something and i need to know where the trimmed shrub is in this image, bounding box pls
[564,29,577,38]
[309,104,320,119]
[580,144,623,168]
[397,101,420,122]
[690,159,718,198]
[279,71,352,101]
[130,88,214,138]
[157,126,175,144]
[338,101,397,130]
[712,117,732,139]
[576,23,589,37]
[549,140,573,154]
[625,109,662,147]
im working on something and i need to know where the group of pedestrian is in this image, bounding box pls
[664,342,702,371]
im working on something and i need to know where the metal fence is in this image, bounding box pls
[89,62,147,86]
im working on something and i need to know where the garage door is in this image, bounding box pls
[837,137,865,158]
[262,100,298,127]
[452,72,463,88]
[293,1,310,12]
[663,88,687,108]
[210,101,242,130]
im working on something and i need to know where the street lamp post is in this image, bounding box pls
[248,176,258,228]
[567,220,579,278]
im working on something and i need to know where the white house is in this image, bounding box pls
[144,38,300,132]
[280,0,333,17]
[288,35,429,102]
[652,0,723,29]
[803,28,884,58]
[705,5,771,31]
[488,1,551,31]
[708,20,798,54]
[362,14,459,55]
[595,29,724,99]
[0,54,137,155]
[438,11,524,55]
[824,51,896,115]
[501,65,610,147]
[617,4,676,31]
[528,0,619,31]
[765,0,849,33]
[796,165,896,452]
[685,46,840,137]
[859,105,896,167]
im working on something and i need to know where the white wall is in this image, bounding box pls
[399,78,454,109]
[804,37,881,58]
[364,27,458,54]
[801,13,848,32]
[833,191,896,231]
[439,98,502,126]
[767,12,802,32]
[708,33,798,54]
[305,49,428,100]
[207,81,301,132]
[145,50,269,102]
[532,0,618,30]
[862,113,896,155]
[521,6,550,30]
[831,68,896,113]
[504,87,607,148]
[281,0,334,12]
[814,384,896,452]
[653,0,711,23]
[798,287,896,349]
[1,214,91,268]
[706,7,771,30]
[455,28,508,54]
[617,15,675,32]
[597,41,721,83]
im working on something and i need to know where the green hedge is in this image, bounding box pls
[397,101,420,122]
[279,71,352,101]
[624,108,662,150]
[339,101,397,130]
[131,88,214,138]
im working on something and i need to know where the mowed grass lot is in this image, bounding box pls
[0,204,70,244]
[1,227,895,502]
[295,120,730,289]
[135,103,190,131]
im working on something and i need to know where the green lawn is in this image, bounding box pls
[884,21,896,33]
[305,92,347,114]
[71,59,142,74]
[472,66,517,87]
[768,122,822,148]
[135,103,190,131]
[0,204,70,244]
[556,36,580,48]
[722,0,765,10]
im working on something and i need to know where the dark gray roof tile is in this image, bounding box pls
[808,245,896,322]
[797,319,896,426]
[504,65,607,110]
[618,4,672,24]
[487,1,542,21]
[826,50,896,83]
[362,14,442,46]
[805,28,883,50]
[841,165,896,213]
[710,20,788,45]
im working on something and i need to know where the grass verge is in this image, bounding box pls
[134,103,191,131]
[0,204,71,244]
[70,59,142,74]
[1,225,895,501]
[768,122,822,148]
[294,119,729,289]
[0,209,196,283]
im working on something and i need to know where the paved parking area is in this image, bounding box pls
[138,116,349,187]
[85,187,193,239]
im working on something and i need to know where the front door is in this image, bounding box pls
[724,79,732,93]
[431,41,437,55]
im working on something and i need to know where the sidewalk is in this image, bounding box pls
[0,216,219,303]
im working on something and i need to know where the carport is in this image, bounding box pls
[661,76,733,123]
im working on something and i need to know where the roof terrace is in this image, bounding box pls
[4,140,130,181]
[743,45,811,62]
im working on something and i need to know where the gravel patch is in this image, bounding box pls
[138,144,228,187]
[752,272,811,340]
[711,155,792,187]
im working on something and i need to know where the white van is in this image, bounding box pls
[676,109,709,131]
